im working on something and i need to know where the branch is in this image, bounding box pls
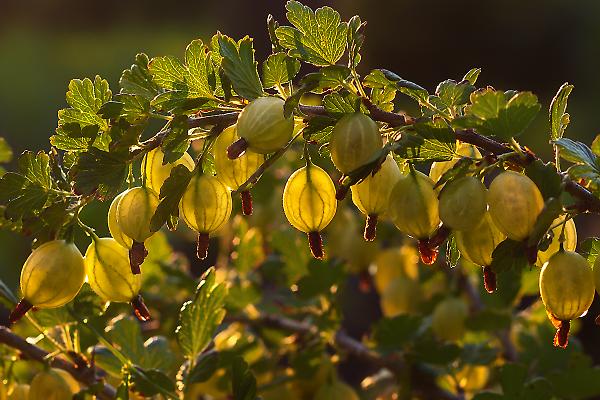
[0,326,116,399]
[231,313,462,400]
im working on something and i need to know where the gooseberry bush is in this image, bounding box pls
[3,2,600,399]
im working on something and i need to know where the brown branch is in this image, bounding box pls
[0,326,116,399]
[230,313,462,400]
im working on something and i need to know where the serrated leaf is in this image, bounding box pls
[463,67,482,85]
[436,79,476,108]
[553,137,598,167]
[149,165,193,232]
[490,239,528,273]
[453,89,541,139]
[262,52,300,89]
[380,69,429,103]
[580,237,600,265]
[524,160,563,199]
[347,15,365,68]
[176,268,227,360]
[550,82,573,140]
[322,91,361,116]
[120,53,160,101]
[72,148,129,198]
[58,76,112,133]
[130,368,176,397]
[466,309,512,331]
[105,315,146,364]
[0,138,13,164]
[186,351,220,384]
[113,94,151,124]
[393,119,456,162]
[296,259,343,299]
[161,116,190,163]
[302,115,336,143]
[231,357,257,400]
[276,1,348,67]
[372,315,421,353]
[218,34,264,100]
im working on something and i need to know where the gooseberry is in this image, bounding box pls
[539,250,594,348]
[536,217,577,266]
[29,368,80,400]
[282,163,337,259]
[228,96,294,158]
[10,240,85,323]
[214,124,264,215]
[315,380,359,400]
[380,276,421,317]
[329,112,383,174]
[108,191,133,249]
[179,174,233,260]
[488,171,544,241]
[142,147,194,195]
[431,297,468,342]
[7,384,29,400]
[351,155,402,240]
[372,245,419,293]
[439,176,487,231]
[429,142,481,186]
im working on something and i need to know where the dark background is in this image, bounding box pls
[2,0,600,361]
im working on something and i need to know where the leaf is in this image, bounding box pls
[550,82,573,140]
[186,351,220,384]
[161,116,190,164]
[231,357,257,400]
[550,366,600,399]
[500,364,527,397]
[149,165,193,232]
[176,268,227,360]
[463,67,482,85]
[393,119,456,162]
[130,368,176,397]
[232,218,265,274]
[446,234,460,268]
[72,148,129,198]
[120,53,160,101]
[490,239,528,273]
[453,89,541,139]
[218,34,264,100]
[524,160,563,199]
[553,137,598,167]
[113,94,151,124]
[276,1,348,67]
[372,315,421,353]
[0,138,13,164]
[580,237,600,265]
[58,76,112,133]
[466,309,512,331]
[262,52,300,89]
[380,69,429,103]
[526,198,562,248]
[347,15,365,68]
[435,79,476,108]
[0,151,53,220]
[105,315,146,364]
[296,259,344,299]
[322,91,361,116]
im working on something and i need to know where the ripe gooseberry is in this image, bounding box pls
[372,245,419,293]
[438,176,487,231]
[431,297,468,342]
[29,368,79,399]
[7,385,29,400]
[536,217,577,266]
[179,174,233,260]
[351,155,402,240]
[488,171,544,241]
[282,163,337,259]
[214,124,264,215]
[108,191,132,249]
[115,186,160,274]
[379,276,421,317]
[539,250,595,348]
[455,212,506,293]
[228,97,294,158]
[142,147,194,195]
[329,112,382,175]
[10,240,85,324]
[84,237,149,321]
[315,380,359,400]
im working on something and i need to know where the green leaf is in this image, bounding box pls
[435,79,476,108]
[58,76,112,133]
[393,119,456,162]
[113,94,151,124]
[149,165,193,232]
[380,69,429,103]
[580,237,600,265]
[218,34,264,100]
[231,357,257,400]
[262,52,300,89]
[270,227,310,284]
[550,82,573,140]
[186,351,220,384]
[490,239,528,273]
[500,364,527,397]
[0,151,53,220]
[161,116,190,164]
[446,234,460,268]
[120,53,160,101]
[296,259,344,299]
[105,315,146,364]
[276,1,348,67]
[553,137,598,167]
[550,366,600,399]
[463,67,482,85]
[466,309,512,331]
[323,92,361,116]
[372,315,421,353]
[130,368,176,397]
[176,268,227,360]
[347,15,365,68]
[526,198,562,248]
[453,89,541,139]
[524,160,563,199]
[0,138,13,164]
[72,148,129,198]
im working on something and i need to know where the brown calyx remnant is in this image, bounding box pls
[129,241,148,275]
[227,137,248,159]
[308,231,324,260]
[196,232,210,260]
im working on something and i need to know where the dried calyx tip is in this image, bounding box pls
[131,294,151,322]
[363,214,378,241]
[483,266,497,293]
[417,239,438,265]
[240,190,253,216]
[9,299,33,324]
[335,185,349,201]
[196,232,210,260]
[227,137,248,160]
[129,241,148,275]
[308,231,324,259]
[554,320,570,348]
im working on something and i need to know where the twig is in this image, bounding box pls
[0,326,116,399]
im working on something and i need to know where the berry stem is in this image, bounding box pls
[554,320,570,348]
[363,214,378,241]
[196,232,210,260]
[129,241,148,275]
[131,294,151,322]
[483,266,497,293]
[308,231,325,260]
[240,190,253,216]
[227,137,248,159]
[9,299,33,324]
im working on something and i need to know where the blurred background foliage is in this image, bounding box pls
[2,0,600,395]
